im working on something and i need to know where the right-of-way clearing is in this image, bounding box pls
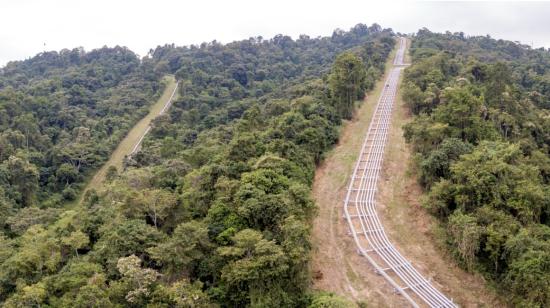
[81,75,178,199]
[310,38,503,307]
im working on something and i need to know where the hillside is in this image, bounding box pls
[311,38,502,308]
[82,75,178,200]
[0,24,396,307]
[2,23,548,308]
[403,29,550,307]
[0,48,163,224]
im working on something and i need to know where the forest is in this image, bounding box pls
[0,46,163,207]
[0,24,394,307]
[403,29,550,307]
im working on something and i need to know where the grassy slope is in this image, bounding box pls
[81,75,178,198]
[310,39,502,307]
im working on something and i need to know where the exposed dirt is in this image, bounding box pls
[310,41,503,307]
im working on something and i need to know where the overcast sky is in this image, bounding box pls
[1,0,550,66]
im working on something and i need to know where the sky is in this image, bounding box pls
[1,0,550,66]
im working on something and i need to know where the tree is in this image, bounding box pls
[0,225,62,293]
[403,115,449,155]
[3,282,47,308]
[139,189,177,229]
[42,260,104,305]
[402,81,429,114]
[235,169,291,230]
[73,274,113,308]
[105,165,118,183]
[148,221,211,278]
[504,250,550,307]
[92,219,164,274]
[57,139,98,172]
[5,156,39,206]
[61,230,89,256]
[218,229,290,306]
[6,207,60,235]
[447,211,482,271]
[329,52,366,119]
[485,62,513,109]
[432,86,496,143]
[419,138,473,187]
[117,255,160,304]
[56,163,79,186]
[450,141,545,222]
[168,279,214,308]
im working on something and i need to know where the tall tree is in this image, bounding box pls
[329,52,366,119]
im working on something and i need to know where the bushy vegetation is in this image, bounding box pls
[0,46,163,209]
[0,24,395,307]
[403,29,550,307]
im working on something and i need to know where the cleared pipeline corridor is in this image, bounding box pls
[343,37,457,308]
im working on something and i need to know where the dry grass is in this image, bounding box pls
[310,39,502,307]
[404,38,412,64]
[80,75,177,200]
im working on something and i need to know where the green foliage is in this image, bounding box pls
[447,211,482,270]
[218,229,290,306]
[0,46,162,212]
[165,279,215,307]
[329,52,366,119]
[116,254,160,304]
[72,274,113,308]
[61,230,89,256]
[5,206,60,235]
[148,220,211,279]
[92,219,165,275]
[405,30,550,306]
[0,24,395,306]
[432,87,497,143]
[3,156,39,206]
[3,282,47,308]
[418,138,473,188]
[308,292,355,308]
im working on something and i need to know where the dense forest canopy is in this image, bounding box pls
[403,29,550,307]
[0,24,395,307]
[0,46,163,208]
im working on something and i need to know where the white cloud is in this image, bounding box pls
[1,0,549,66]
